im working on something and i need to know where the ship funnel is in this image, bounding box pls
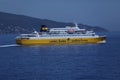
[40,25,49,32]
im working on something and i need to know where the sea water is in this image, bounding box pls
[0,32,120,80]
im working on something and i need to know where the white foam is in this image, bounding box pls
[0,44,20,47]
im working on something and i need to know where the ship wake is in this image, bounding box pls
[0,44,20,47]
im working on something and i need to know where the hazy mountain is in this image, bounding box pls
[0,12,107,34]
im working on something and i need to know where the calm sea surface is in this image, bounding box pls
[0,32,120,80]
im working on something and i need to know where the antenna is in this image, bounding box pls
[73,21,78,27]
[74,22,79,28]
[75,23,78,27]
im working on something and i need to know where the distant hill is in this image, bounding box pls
[0,12,107,34]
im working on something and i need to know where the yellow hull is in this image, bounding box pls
[16,37,106,45]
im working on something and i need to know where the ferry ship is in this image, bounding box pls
[16,23,106,45]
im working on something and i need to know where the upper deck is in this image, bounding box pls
[16,23,99,39]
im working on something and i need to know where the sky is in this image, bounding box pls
[0,0,120,31]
